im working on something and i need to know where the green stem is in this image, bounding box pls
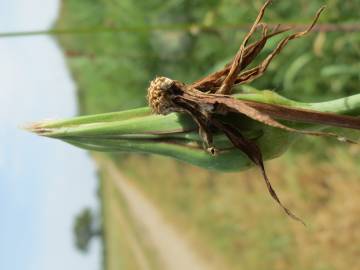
[28,91,359,172]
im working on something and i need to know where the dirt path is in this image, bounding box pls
[96,155,212,270]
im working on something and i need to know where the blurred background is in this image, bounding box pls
[1,0,360,270]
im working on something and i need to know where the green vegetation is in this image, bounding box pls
[118,146,360,270]
[57,0,360,115]
[100,168,139,270]
[55,0,360,269]
[73,208,101,253]
[99,163,160,270]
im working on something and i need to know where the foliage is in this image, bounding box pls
[56,0,360,115]
[73,208,100,253]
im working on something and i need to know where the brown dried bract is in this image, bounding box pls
[147,1,360,224]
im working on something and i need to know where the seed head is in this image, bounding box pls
[147,76,177,115]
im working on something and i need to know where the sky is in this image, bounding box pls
[0,1,100,270]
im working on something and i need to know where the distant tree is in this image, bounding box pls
[73,208,101,253]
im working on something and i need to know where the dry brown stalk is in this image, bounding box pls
[147,1,360,224]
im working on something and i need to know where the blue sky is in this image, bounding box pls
[0,1,100,269]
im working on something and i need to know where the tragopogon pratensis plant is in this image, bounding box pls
[30,0,360,224]
[147,0,359,224]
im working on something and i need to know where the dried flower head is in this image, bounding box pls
[147,0,360,224]
[148,76,183,115]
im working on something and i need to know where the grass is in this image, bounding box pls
[99,165,161,270]
[100,168,137,270]
[115,142,360,270]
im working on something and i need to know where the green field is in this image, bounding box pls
[98,157,161,270]
[117,147,360,270]
[56,0,360,269]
